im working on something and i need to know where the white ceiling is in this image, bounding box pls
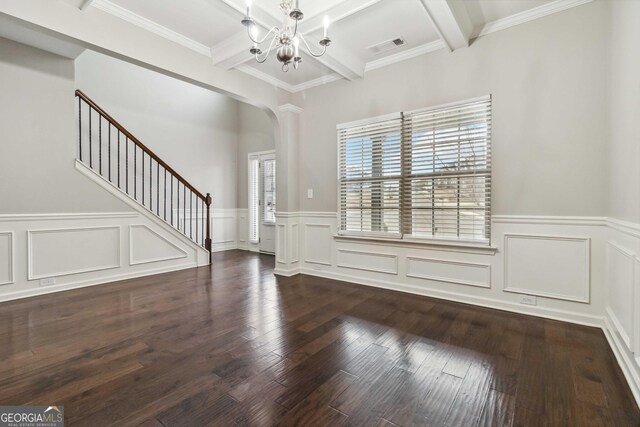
[74,0,589,93]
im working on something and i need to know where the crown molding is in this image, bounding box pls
[278,104,304,114]
[364,40,446,73]
[91,0,212,57]
[237,65,342,94]
[475,0,593,38]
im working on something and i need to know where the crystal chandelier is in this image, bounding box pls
[241,0,331,72]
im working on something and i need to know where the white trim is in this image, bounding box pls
[334,234,497,255]
[276,223,287,264]
[336,248,398,275]
[608,217,640,239]
[91,0,212,57]
[291,74,343,93]
[0,212,138,222]
[493,215,606,226]
[303,224,333,266]
[75,160,208,261]
[129,224,188,266]
[406,256,491,289]
[503,234,591,304]
[237,65,296,92]
[364,41,446,73]
[0,232,14,286]
[475,0,594,38]
[299,267,603,328]
[603,312,640,408]
[0,262,197,304]
[606,306,632,351]
[274,266,300,277]
[634,257,640,356]
[27,226,122,280]
[278,104,304,114]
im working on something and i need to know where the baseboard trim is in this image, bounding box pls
[298,267,603,328]
[0,262,198,303]
[274,267,300,277]
[603,312,640,407]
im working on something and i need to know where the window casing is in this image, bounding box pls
[338,96,491,245]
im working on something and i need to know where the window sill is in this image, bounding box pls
[333,234,498,254]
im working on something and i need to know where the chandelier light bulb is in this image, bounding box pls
[293,36,300,56]
[323,16,331,38]
[250,24,258,46]
[246,0,252,17]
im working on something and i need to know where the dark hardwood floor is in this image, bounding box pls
[0,250,638,426]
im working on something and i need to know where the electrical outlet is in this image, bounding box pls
[519,295,537,306]
[307,189,314,199]
[40,277,56,287]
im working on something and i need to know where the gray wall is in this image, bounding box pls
[0,37,129,214]
[236,102,276,209]
[608,0,640,222]
[293,0,609,216]
[75,50,242,210]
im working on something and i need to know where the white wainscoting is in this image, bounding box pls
[129,224,188,266]
[0,209,208,303]
[0,232,14,285]
[406,256,491,288]
[211,209,238,252]
[337,248,398,275]
[504,234,591,303]
[293,213,605,327]
[237,209,248,250]
[28,226,121,280]
[304,223,332,265]
[602,220,640,406]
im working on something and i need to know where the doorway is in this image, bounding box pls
[248,151,276,254]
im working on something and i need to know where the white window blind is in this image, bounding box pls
[338,114,403,237]
[249,157,260,244]
[338,96,492,244]
[263,159,276,224]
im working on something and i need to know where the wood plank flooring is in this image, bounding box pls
[0,250,638,426]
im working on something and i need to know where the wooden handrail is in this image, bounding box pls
[75,89,208,202]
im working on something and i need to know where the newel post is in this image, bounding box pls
[205,193,212,264]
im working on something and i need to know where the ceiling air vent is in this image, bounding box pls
[368,37,406,55]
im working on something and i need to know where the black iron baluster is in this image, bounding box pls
[134,146,137,200]
[117,130,121,188]
[183,184,186,234]
[195,194,198,244]
[164,169,167,221]
[190,190,193,239]
[177,181,180,230]
[142,151,145,206]
[201,199,204,246]
[157,161,160,215]
[78,97,82,161]
[108,123,111,182]
[99,115,102,175]
[171,176,174,226]
[89,106,92,168]
[126,137,129,194]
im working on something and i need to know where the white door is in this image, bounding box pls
[248,151,276,254]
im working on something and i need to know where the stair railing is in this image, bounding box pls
[75,90,212,261]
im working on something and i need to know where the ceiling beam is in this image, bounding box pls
[211,0,384,80]
[419,0,473,51]
[79,0,95,11]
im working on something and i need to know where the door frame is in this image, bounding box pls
[247,150,276,254]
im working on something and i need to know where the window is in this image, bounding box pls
[263,159,276,224]
[338,96,491,244]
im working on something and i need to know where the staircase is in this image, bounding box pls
[75,90,212,262]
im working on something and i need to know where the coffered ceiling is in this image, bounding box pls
[67,0,592,93]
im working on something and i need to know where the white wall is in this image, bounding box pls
[0,37,130,214]
[602,0,640,406]
[75,50,240,209]
[293,0,609,216]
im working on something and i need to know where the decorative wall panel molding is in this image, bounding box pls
[129,225,188,266]
[0,232,14,285]
[290,223,299,263]
[606,241,635,349]
[337,248,398,275]
[504,234,590,303]
[304,224,332,265]
[28,226,121,280]
[276,223,286,264]
[634,257,640,355]
[406,256,491,288]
